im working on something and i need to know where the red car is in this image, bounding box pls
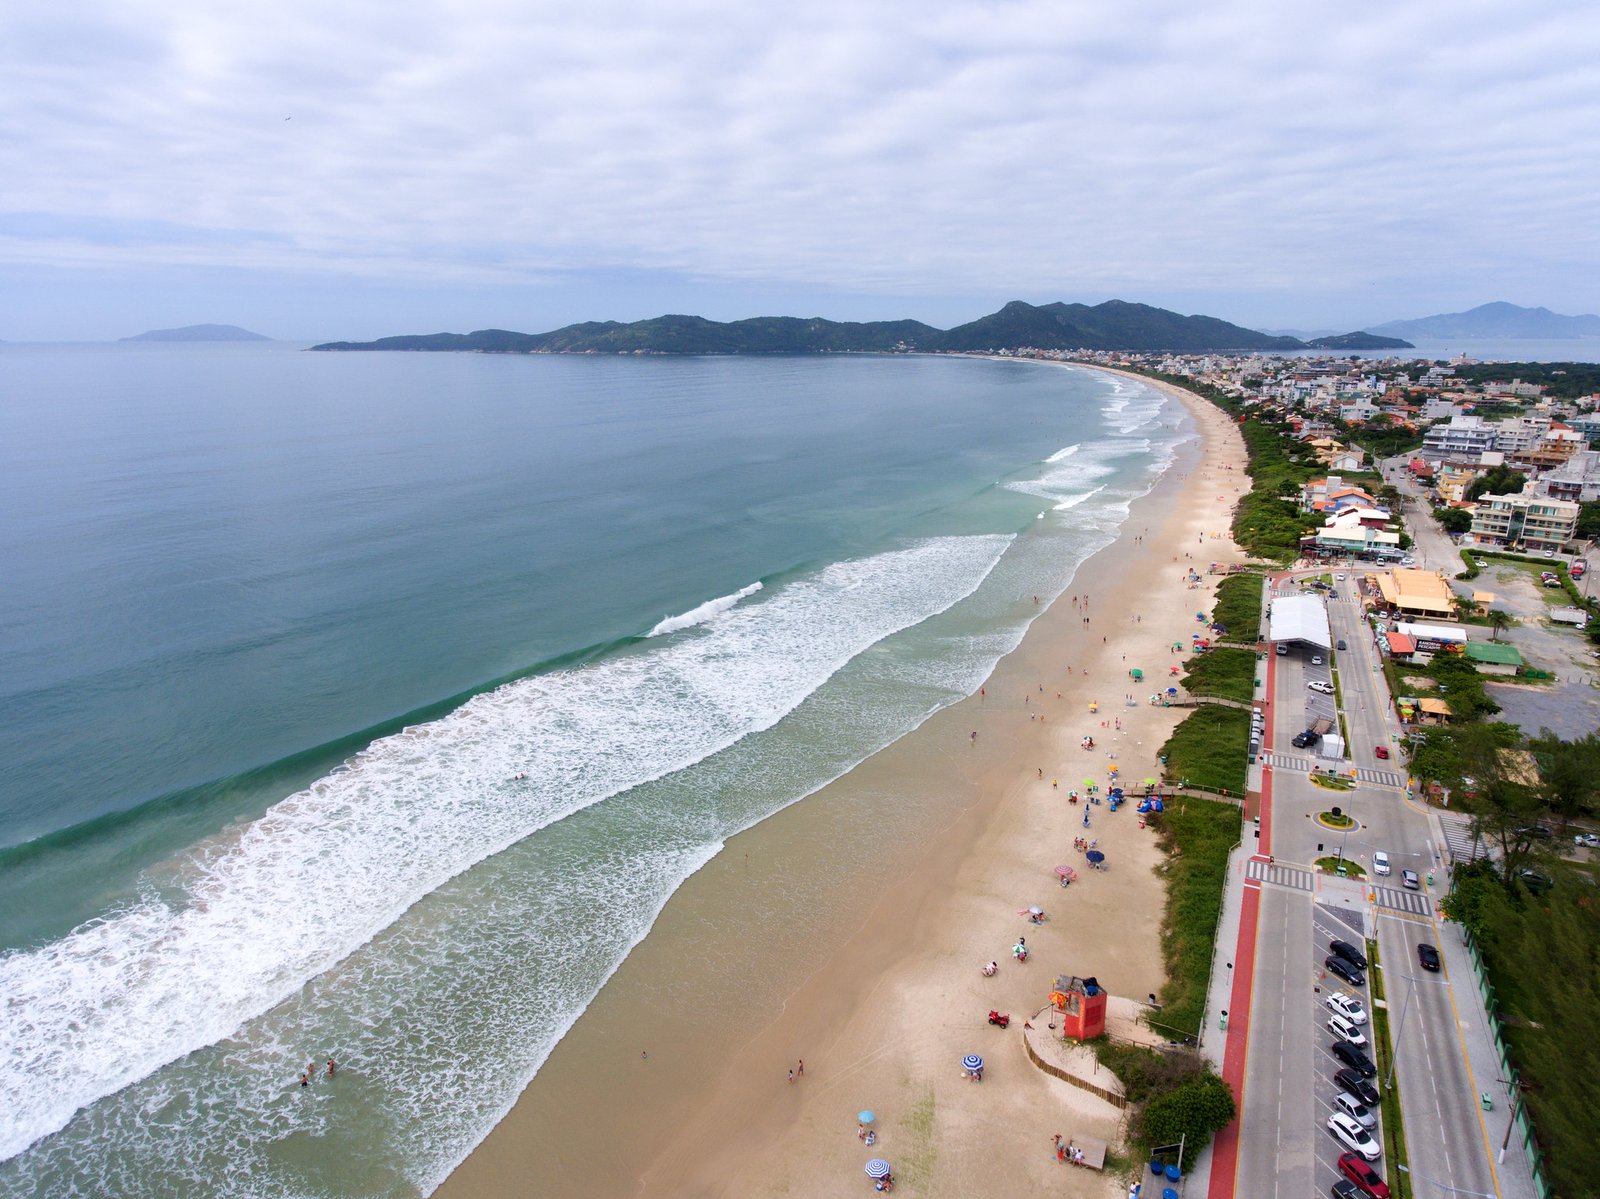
[1374,745,1390,759]
[1339,1152,1391,1198]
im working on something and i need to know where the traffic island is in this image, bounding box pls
[1315,806,1356,827]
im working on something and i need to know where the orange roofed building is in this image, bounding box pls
[1050,974,1108,1041]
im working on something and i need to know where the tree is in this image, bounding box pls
[1137,1072,1237,1172]
[1465,466,1528,502]
[1529,729,1600,831]
[1435,506,1473,534]
[1487,609,1512,641]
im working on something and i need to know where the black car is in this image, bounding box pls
[1335,1068,1381,1107]
[1331,1040,1377,1076]
[1331,1180,1361,1199]
[1330,939,1369,970]
[1517,824,1553,840]
[1417,943,1441,972]
[1325,955,1366,986]
[1293,730,1322,748]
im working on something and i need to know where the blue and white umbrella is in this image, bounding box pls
[865,1158,892,1179]
[962,1054,984,1071]
[858,1109,876,1124]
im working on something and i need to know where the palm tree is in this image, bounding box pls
[1487,609,1512,641]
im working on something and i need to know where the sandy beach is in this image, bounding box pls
[438,367,1250,1199]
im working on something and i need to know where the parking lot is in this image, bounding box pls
[1312,904,1383,1184]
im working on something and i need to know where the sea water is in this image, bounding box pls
[0,344,1185,1196]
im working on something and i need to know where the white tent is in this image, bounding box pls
[1269,594,1331,650]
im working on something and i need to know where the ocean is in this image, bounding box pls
[0,344,1185,1197]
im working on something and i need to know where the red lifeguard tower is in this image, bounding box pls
[1049,974,1108,1041]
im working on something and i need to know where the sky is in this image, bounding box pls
[2,0,1598,341]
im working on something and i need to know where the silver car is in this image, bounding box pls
[1402,869,1420,890]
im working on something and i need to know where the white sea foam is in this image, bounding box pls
[647,581,763,636]
[0,534,1012,1164]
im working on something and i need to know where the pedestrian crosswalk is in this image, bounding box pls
[1438,811,1487,863]
[1372,885,1431,916]
[1353,767,1405,788]
[1245,858,1314,892]
[1263,752,1311,772]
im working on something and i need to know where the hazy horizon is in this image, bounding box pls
[4,0,1597,341]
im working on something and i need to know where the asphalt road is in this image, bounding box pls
[1233,570,1510,1199]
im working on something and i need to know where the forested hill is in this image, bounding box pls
[311,300,1388,355]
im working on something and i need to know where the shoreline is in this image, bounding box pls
[436,367,1250,1198]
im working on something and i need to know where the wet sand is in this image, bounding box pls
[436,368,1249,1199]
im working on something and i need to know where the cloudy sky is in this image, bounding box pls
[3,0,1597,340]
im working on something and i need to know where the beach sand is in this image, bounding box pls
[436,369,1249,1199]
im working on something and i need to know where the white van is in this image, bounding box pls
[1372,851,1391,876]
[1328,1012,1367,1045]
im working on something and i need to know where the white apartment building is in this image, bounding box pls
[1469,491,1579,552]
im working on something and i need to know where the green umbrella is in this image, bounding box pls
[1083,778,1097,788]
[1143,777,1158,786]
[1130,668,1144,680]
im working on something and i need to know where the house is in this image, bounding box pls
[1300,475,1379,516]
[1373,571,1458,621]
[1463,641,1523,676]
[1383,630,1419,661]
[1469,491,1579,552]
[1309,510,1401,558]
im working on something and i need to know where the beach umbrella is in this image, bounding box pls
[1086,849,1105,864]
[962,1054,984,1072]
[1028,906,1043,916]
[1054,864,1075,878]
[859,1110,876,1124]
[1130,668,1143,680]
[1084,778,1096,788]
[1167,685,1178,693]
[865,1159,892,1179]
[1143,777,1158,786]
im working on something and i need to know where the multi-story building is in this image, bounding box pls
[1537,449,1600,504]
[1422,415,1497,458]
[1469,491,1579,552]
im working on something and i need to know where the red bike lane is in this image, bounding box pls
[1207,608,1278,1199]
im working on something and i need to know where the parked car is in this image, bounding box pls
[1519,869,1554,894]
[1335,1090,1377,1128]
[1326,955,1366,987]
[1331,1040,1376,1076]
[1325,992,1367,1023]
[1332,1180,1362,1199]
[1575,832,1600,848]
[1330,939,1369,970]
[1402,869,1420,890]
[1371,850,1390,876]
[1311,654,1325,665]
[1335,1068,1381,1107]
[1339,1153,1392,1197]
[1293,730,1321,748]
[1329,1013,1368,1045]
[1545,578,1563,587]
[1545,549,1557,558]
[1474,558,1487,566]
[1309,680,1335,694]
[1517,824,1553,840]
[1417,943,1441,972]
[1374,745,1390,759]
[1328,1112,1381,1160]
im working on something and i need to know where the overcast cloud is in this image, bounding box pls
[2,0,1597,339]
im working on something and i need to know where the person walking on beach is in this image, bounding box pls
[797,1059,804,1078]
[788,1068,795,1084]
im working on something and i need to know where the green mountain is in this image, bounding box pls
[1369,301,1600,340]
[122,323,271,342]
[1304,331,1413,350]
[312,300,1374,355]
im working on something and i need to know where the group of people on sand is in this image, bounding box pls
[1052,1134,1087,1166]
[298,1058,336,1088]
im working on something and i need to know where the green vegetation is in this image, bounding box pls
[1180,647,1256,703]
[1366,940,1413,1199]
[1313,856,1364,877]
[1465,465,1528,502]
[1450,360,1600,400]
[1305,332,1413,350]
[1347,416,1424,461]
[312,299,1327,356]
[1443,860,1600,1199]
[1089,1042,1235,1176]
[1433,505,1473,534]
[1210,573,1264,639]
[1151,797,1240,1037]
[1158,706,1250,795]
[1228,417,1324,562]
[1578,501,1600,541]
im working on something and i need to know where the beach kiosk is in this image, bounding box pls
[1049,974,1108,1041]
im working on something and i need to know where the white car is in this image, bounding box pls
[1328,1013,1368,1046]
[1325,992,1368,1024]
[1328,1111,1381,1161]
[1576,833,1600,849]
[1308,680,1335,695]
[1311,654,1324,665]
[1334,1091,1377,1128]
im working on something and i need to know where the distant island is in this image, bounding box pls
[312,300,1410,356]
[1368,301,1600,341]
[122,324,271,343]
[1302,331,1412,350]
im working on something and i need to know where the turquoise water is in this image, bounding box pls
[0,344,1185,1196]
